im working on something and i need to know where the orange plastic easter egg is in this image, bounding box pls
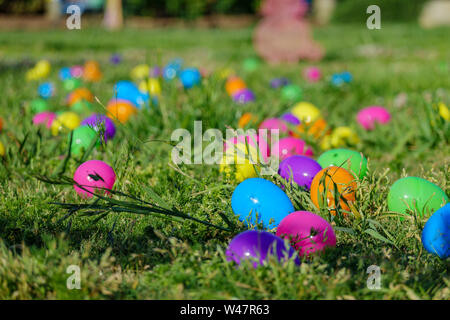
[225,77,246,96]
[310,166,357,214]
[83,61,102,82]
[293,118,330,140]
[238,112,257,128]
[106,100,137,123]
[67,88,94,106]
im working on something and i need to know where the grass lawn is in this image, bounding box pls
[0,23,448,299]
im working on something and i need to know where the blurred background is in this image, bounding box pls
[0,0,444,29]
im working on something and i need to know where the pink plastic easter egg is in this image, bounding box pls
[276,211,336,257]
[33,112,56,129]
[70,65,84,78]
[73,160,116,198]
[356,106,391,130]
[303,67,321,83]
[258,118,289,135]
[224,133,270,162]
[272,137,313,160]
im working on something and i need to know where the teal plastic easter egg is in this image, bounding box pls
[388,177,448,217]
[317,148,368,180]
[231,177,295,229]
[421,204,449,259]
[69,125,99,156]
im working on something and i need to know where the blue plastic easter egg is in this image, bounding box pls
[163,58,183,81]
[38,82,55,99]
[180,68,201,89]
[341,71,353,83]
[231,178,295,229]
[331,74,344,87]
[113,81,149,108]
[422,204,449,259]
[59,67,72,80]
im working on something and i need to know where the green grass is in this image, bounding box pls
[0,23,448,299]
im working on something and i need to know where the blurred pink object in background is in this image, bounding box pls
[253,0,324,64]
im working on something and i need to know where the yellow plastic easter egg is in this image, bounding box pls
[26,68,39,81]
[219,143,262,182]
[51,112,81,135]
[291,102,321,124]
[330,127,360,148]
[35,60,51,79]
[58,112,81,130]
[438,102,449,121]
[130,64,150,80]
[217,68,235,79]
[0,141,5,157]
[139,78,161,96]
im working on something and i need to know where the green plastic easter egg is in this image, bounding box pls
[388,177,448,217]
[69,125,99,156]
[30,99,49,114]
[317,148,368,180]
[71,100,93,114]
[63,78,82,91]
[281,84,302,102]
[242,57,261,73]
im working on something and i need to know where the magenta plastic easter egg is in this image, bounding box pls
[276,211,336,257]
[73,160,116,198]
[356,106,391,130]
[33,112,56,129]
[272,137,313,160]
[258,118,289,135]
[303,67,321,83]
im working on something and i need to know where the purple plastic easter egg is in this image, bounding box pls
[150,66,161,78]
[276,211,336,257]
[272,137,313,161]
[280,113,300,125]
[278,155,321,190]
[226,230,300,267]
[33,112,56,129]
[81,114,116,142]
[110,54,122,65]
[303,67,321,83]
[232,88,255,104]
[270,77,290,89]
[356,106,391,130]
[73,160,116,198]
[258,118,288,135]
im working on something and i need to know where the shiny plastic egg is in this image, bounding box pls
[388,177,448,217]
[310,166,357,214]
[291,102,321,124]
[106,99,137,123]
[226,230,300,267]
[272,137,313,160]
[180,68,202,89]
[276,211,336,257]
[225,77,247,96]
[69,125,99,156]
[357,106,391,130]
[231,177,295,228]
[278,155,321,190]
[317,148,368,180]
[73,160,116,198]
[281,84,302,102]
[81,114,116,143]
[422,204,449,258]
